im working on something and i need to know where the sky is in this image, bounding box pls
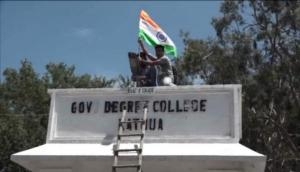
[0,1,222,80]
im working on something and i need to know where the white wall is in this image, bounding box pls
[47,85,242,143]
[11,85,266,172]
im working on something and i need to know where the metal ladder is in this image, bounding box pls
[112,108,148,172]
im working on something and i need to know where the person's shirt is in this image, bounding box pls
[145,66,157,86]
[156,55,174,80]
[139,65,157,87]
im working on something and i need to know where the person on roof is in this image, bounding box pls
[138,38,175,86]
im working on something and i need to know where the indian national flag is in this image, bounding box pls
[139,10,177,58]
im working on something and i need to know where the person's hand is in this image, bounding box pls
[138,58,144,65]
[138,57,143,62]
[138,38,143,45]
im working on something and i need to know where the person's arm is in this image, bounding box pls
[138,38,157,61]
[146,53,157,61]
[139,58,162,66]
[138,38,148,55]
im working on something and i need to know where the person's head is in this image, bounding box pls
[155,45,165,58]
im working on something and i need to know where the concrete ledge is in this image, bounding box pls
[12,143,266,169]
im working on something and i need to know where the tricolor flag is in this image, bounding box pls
[139,10,177,58]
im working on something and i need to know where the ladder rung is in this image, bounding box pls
[113,108,147,172]
[118,133,144,137]
[114,148,142,153]
[113,164,141,168]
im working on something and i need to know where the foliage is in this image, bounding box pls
[0,60,116,172]
[44,62,116,88]
[117,75,134,88]
[1,1,299,172]
[179,1,300,171]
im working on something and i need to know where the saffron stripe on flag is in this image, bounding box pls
[139,10,178,58]
[140,10,161,30]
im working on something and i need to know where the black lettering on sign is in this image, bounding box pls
[142,100,149,109]
[200,99,207,112]
[103,99,207,114]
[127,101,133,113]
[183,100,189,112]
[153,101,159,112]
[158,118,163,130]
[133,118,139,130]
[71,102,76,113]
[86,101,92,113]
[149,118,156,130]
[112,101,118,113]
[121,118,164,131]
[168,100,174,112]
[104,101,111,113]
[128,88,136,94]
[160,101,166,112]
[78,102,84,113]
[71,101,93,114]
[135,101,140,113]
[191,99,198,112]
[126,119,132,130]
[118,119,125,130]
[176,100,183,112]
[120,101,126,111]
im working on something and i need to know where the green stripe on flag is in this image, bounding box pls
[139,30,157,47]
[165,45,178,58]
[139,30,178,58]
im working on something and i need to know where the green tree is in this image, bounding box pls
[44,62,78,88]
[1,59,48,172]
[44,62,115,88]
[179,1,300,171]
[0,82,8,113]
[89,75,115,88]
[117,75,134,88]
[0,114,30,172]
[0,60,116,172]
[3,59,49,115]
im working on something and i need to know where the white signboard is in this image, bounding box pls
[47,85,241,143]
[12,85,266,172]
